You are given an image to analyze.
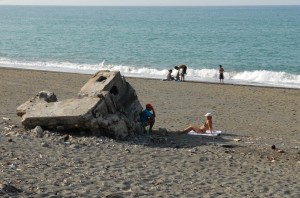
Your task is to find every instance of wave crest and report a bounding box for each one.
[0,58,299,88]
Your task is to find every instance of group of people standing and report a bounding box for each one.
[165,64,188,82]
[165,64,225,84]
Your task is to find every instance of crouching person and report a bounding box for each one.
[139,104,155,133]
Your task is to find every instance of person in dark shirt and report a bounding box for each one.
[219,65,224,84]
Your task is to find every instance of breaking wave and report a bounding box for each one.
[0,58,299,89]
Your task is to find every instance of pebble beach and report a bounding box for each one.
[0,68,299,197]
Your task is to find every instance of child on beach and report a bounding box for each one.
[173,66,180,81]
[163,69,175,81]
[174,65,187,81]
[139,104,156,133]
[181,113,213,133]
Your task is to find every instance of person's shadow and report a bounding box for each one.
[124,129,239,149]
[56,128,241,149]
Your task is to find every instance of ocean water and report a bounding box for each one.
[0,5,300,88]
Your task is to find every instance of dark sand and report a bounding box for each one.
[0,68,299,197]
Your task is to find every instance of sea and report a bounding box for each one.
[1,5,300,88]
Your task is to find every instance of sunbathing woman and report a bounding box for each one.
[181,113,213,133]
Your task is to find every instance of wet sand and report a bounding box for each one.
[0,67,299,197]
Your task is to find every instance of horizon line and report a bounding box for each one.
[1,4,300,7]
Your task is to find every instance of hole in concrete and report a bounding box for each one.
[97,76,107,82]
[110,86,118,95]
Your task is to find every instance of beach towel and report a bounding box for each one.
[187,130,222,136]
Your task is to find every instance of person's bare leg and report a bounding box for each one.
[182,126,193,132]
[149,123,154,132]
[149,118,155,133]
[182,125,203,133]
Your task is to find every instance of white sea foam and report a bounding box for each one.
[0,58,299,89]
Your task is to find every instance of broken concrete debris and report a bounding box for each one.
[17,70,144,139]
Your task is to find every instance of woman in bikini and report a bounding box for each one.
[181,113,213,134]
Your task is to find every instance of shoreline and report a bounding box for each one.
[1,67,299,197]
[1,66,299,90]
[133,76,300,90]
